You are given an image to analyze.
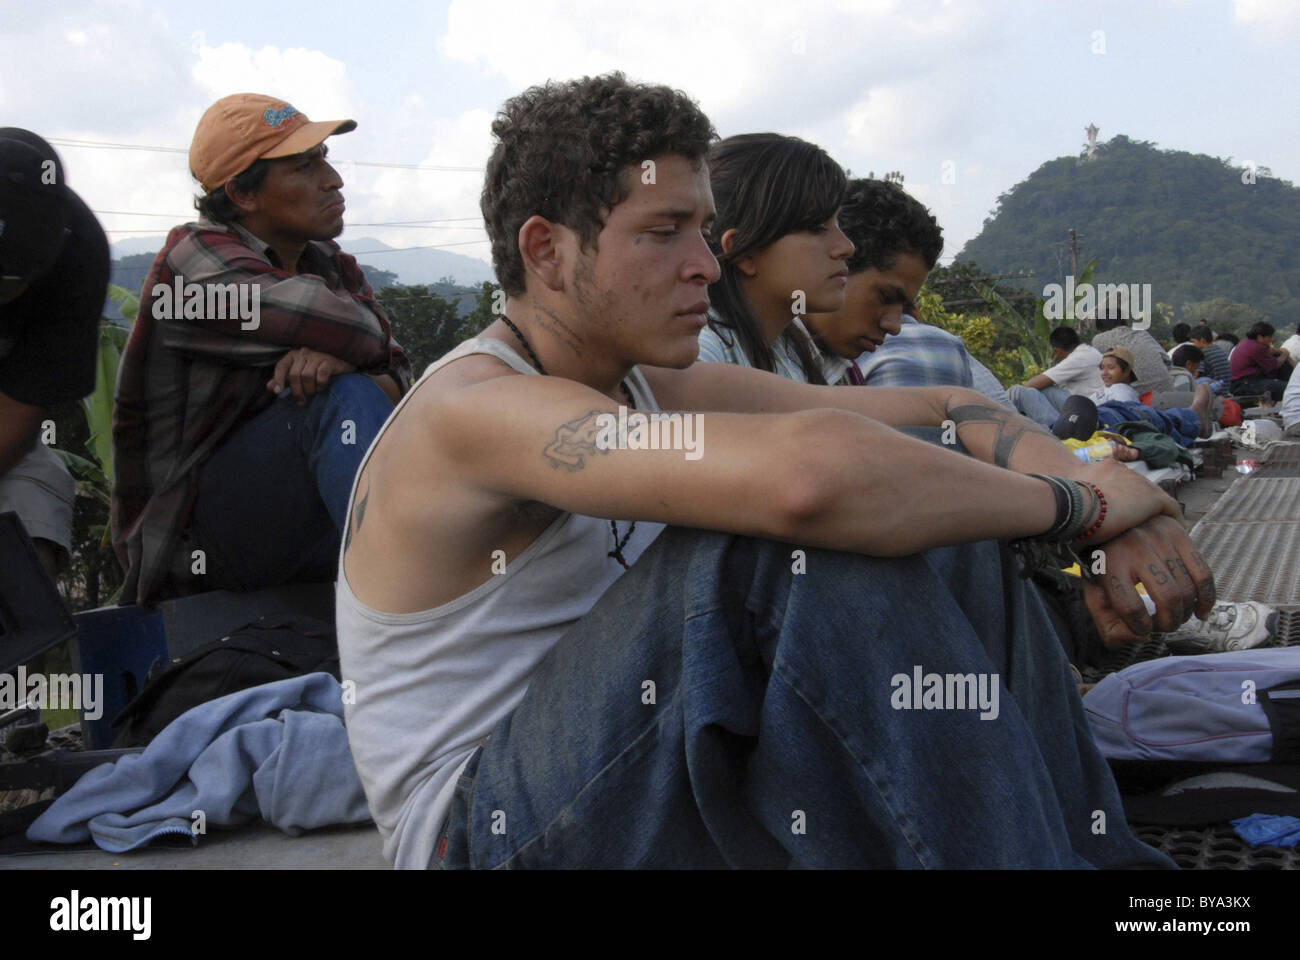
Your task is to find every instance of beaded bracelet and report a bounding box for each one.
[1074,481,1108,542]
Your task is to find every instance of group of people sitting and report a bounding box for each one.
[3,76,1255,869]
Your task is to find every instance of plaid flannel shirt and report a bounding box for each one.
[110,218,410,606]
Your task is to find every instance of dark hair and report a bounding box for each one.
[1219,332,1240,346]
[837,178,942,274]
[480,73,715,297]
[194,158,272,224]
[1095,314,1125,333]
[705,133,847,384]
[1171,322,1191,342]
[1190,324,1214,342]
[1049,326,1080,350]
[1247,321,1275,339]
[1171,344,1204,368]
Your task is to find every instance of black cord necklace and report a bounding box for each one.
[499,315,637,570]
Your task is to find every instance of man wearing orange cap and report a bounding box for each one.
[111,94,410,606]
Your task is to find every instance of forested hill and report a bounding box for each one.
[957,135,1299,325]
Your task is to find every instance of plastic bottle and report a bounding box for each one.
[1074,439,1116,463]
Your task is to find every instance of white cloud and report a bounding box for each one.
[1233,0,1300,31]
[189,41,361,120]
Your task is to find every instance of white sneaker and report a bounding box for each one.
[1163,601,1278,654]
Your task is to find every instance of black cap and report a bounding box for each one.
[1052,394,1099,442]
[0,129,71,283]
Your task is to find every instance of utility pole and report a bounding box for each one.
[1068,228,1088,336]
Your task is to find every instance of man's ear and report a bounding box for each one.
[224,178,259,216]
[517,215,570,292]
[720,228,758,278]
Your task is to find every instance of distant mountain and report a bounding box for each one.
[957,135,1300,324]
[338,237,495,287]
[109,234,496,288]
[109,235,172,258]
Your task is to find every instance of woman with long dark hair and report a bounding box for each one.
[697,133,853,384]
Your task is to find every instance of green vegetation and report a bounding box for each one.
[959,135,1299,335]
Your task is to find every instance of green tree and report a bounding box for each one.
[958,135,1300,327]
[1179,298,1264,340]
[378,284,474,375]
[461,281,503,341]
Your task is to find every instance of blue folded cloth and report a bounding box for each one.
[28,672,371,852]
[1231,813,1300,848]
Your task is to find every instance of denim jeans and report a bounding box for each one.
[1096,400,1200,446]
[1008,384,1071,428]
[190,373,392,591]
[437,527,1173,869]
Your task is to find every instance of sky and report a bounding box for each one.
[2,0,1296,272]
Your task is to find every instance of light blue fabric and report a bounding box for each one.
[1083,648,1300,763]
[1008,383,1071,428]
[27,672,370,852]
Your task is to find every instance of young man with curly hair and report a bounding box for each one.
[336,73,1212,870]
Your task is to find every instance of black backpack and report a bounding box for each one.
[109,614,340,748]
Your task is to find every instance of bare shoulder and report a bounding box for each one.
[342,351,552,613]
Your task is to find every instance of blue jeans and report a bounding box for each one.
[1009,384,1071,428]
[1096,401,1200,446]
[190,374,392,591]
[437,528,1173,868]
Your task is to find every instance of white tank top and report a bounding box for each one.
[335,337,666,869]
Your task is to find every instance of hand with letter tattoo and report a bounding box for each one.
[1065,459,1215,646]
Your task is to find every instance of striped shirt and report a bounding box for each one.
[856,316,975,390]
[1198,343,1231,383]
[110,218,411,605]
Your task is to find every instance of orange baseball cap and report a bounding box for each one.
[189,93,356,193]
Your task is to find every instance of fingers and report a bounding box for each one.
[1083,579,1142,649]
[268,351,295,395]
[1084,516,1217,644]
[1086,539,1155,642]
[268,349,354,403]
[1119,516,1213,632]
[1156,515,1217,620]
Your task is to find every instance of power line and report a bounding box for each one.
[93,211,483,229]
[47,137,482,172]
[101,229,489,252]
[348,240,490,254]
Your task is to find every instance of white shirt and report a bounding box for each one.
[1042,344,1104,396]
[336,337,666,868]
[1282,333,1300,363]
[1283,365,1300,432]
[1091,381,1141,405]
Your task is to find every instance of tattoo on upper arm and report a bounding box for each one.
[544,411,610,471]
[945,402,1053,469]
[345,483,370,552]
